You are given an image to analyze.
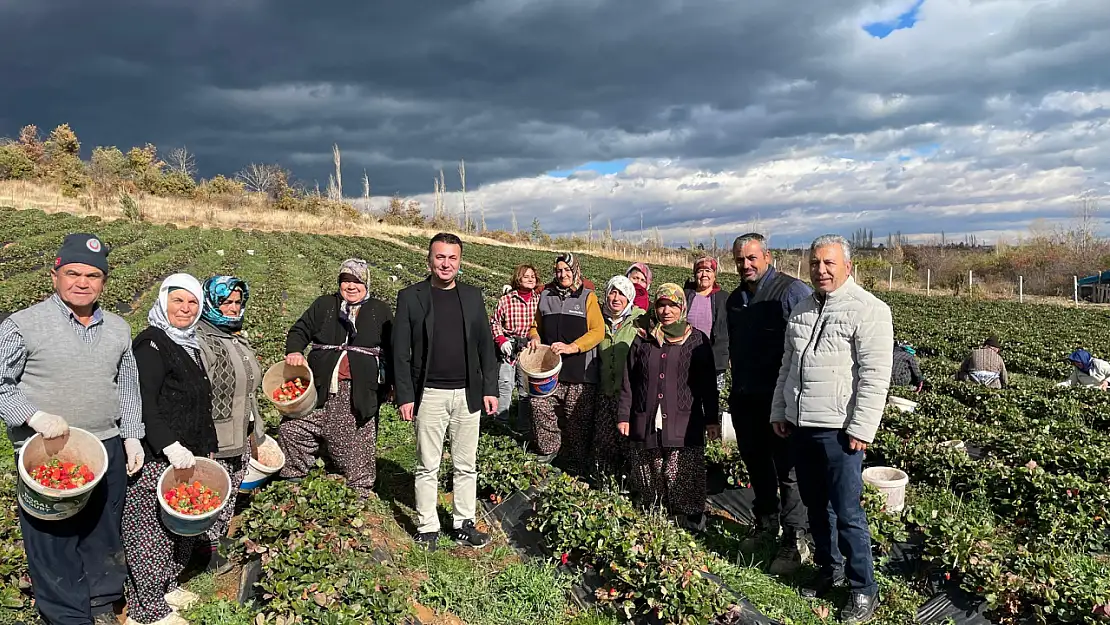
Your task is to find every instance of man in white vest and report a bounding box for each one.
[0,233,145,625]
[771,234,893,624]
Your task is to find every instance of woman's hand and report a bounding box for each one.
[706,424,720,440]
[1100,379,1109,391]
[528,336,541,351]
[551,342,580,356]
[285,352,307,367]
[617,422,630,437]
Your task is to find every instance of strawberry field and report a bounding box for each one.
[0,206,1108,624]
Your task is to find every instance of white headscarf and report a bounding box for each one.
[604,275,636,320]
[147,273,205,351]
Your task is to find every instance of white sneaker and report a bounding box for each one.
[125,612,190,625]
[164,587,200,610]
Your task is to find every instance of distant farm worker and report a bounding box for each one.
[626,263,653,311]
[489,264,541,429]
[890,341,924,391]
[1062,349,1110,389]
[725,232,812,575]
[771,235,892,623]
[683,256,730,393]
[0,233,144,625]
[280,259,393,497]
[527,252,605,471]
[618,284,719,531]
[956,336,1008,389]
[194,276,267,572]
[125,273,216,625]
[593,275,646,478]
[394,234,498,551]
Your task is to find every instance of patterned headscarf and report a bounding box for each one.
[148,273,205,351]
[338,258,370,286]
[694,256,719,274]
[649,283,692,346]
[201,276,249,333]
[338,258,372,338]
[603,275,636,319]
[626,263,653,287]
[553,252,582,298]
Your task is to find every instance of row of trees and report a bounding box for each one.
[0,124,358,220]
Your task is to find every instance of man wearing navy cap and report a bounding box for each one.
[0,233,145,624]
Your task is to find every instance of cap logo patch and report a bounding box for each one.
[54,257,61,267]
[86,238,102,253]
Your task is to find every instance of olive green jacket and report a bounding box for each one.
[599,308,647,397]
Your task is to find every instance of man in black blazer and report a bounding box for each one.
[393,232,498,551]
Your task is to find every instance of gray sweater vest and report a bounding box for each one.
[8,299,131,444]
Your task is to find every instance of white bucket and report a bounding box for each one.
[518,345,563,398]
[16,428,109,521]
[157,457,232,537]
[262,362,317,419]
[862,466,909,513]
[887,396,918,413]
[240,436,286,493]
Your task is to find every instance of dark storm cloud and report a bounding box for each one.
[2,0,1109,244]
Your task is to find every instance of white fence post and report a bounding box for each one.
[1075,275,1079,306]
[926,269,931,296]
[796,257,802,277]
[968,270,973,293]
[1019,276,1024,303]
[888,265,894,290]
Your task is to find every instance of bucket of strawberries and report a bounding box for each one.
[157,457,232,536]
[262,362,316,418]
[17,427,109,521]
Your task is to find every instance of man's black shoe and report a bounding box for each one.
[451,520,491,548]
[414,531,440,552]
[841,591,879,624]
[800,569,846,599]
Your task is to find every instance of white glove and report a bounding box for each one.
[28,411,69,439]
[163,442,196,470]
[124,438,145,475]
[500,341,514,358]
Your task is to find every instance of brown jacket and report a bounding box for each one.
[956,347,1008,389]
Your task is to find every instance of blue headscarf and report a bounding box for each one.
[1068,348,1094,374]
[201,276,250,333]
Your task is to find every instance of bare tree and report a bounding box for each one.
[458,160,468,233]
[1073,190,1101,252]
[511,207,518,234]
[326,144,343,201]
[165,147,196,177]
[587,204,593,246]
[362,170,370,202]
[479,198,487,233]
[236,163,285,194]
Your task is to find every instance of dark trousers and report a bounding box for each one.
[730,392,806,531]
[19,436,127,625]
[792,427,876,595]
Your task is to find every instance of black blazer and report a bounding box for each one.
[285,294,393,422]
[392,278,498,414]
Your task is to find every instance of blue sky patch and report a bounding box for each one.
[547,158,633,177]
[862,0,924,39]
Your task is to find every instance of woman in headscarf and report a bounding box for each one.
[123,273,217,625]
[618,284,719,532]
[279,259,393,497]
[593,275,646,478]
[526,252,604,472]
[194,276,267,572]
[489,264,540,429]
[1063,348,1110,389]
[683,256,730,393]
[626,262,653,312]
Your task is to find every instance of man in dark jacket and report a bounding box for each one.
[726,233,813,574]
[394,233,499,551]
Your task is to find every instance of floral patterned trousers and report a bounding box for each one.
[530,382,597,474]
[629,443,707,516]
[122,460,195,624]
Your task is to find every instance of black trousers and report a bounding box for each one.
[19,436,127,625]
[730,392,807,532]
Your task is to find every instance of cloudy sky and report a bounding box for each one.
[3,0,1109,246]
